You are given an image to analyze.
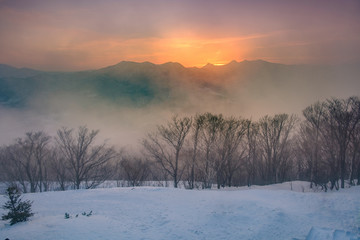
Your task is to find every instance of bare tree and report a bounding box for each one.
[350,121,360,185]
[0,145,28,192]
[143,115,192,188]
[258,114,298,184]
[299,102,326,188]
[244,120,259,187]
[1,132,51,193]
[325,97,360,188]
[198,113,224,188]
[31,132,51,192]
[49,147,70,191]
[56,126,117,189]
[188,114,206,189]
[297,97,360,190]
[216,117,247,188]
[120,156,151,187]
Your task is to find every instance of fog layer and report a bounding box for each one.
[0,60,359,146]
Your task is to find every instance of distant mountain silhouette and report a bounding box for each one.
[0,60,359,115]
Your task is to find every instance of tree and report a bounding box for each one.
[243,120,259,187]
[120,156,151,187]
[325,97,360,188]
[188,114,206,189]
[30,132,52,192]
[2,186,34,225]
[216,117,247,188]
[299,102,327,188]
[258,114,298,184]
[1,132,51,193]
[143,115,192,188]
[49,147,70,191]
[56,126,117,189]
[199,113,224,188]
[350,119,360,185]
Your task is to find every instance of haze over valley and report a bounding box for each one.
[0,59,359,147]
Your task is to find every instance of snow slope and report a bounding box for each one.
[0,183,359,240]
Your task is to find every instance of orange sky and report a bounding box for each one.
[0,0,359,71]
[67,35,261,68]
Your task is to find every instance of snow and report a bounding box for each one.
[306,227,359,240]
[0,182,359,240]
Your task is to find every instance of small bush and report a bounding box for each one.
[82,210,92,217]
[2,186,34,225]
[65,211,92,219]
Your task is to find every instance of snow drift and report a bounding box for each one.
[0,182,359,240]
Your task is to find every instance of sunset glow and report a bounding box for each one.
[152,36,251,67]
[0,0,359,71]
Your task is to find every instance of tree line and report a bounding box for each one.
[1,96,359,192]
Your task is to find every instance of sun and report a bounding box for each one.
[153,36,245,68]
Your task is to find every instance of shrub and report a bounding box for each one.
[1,186,34,225]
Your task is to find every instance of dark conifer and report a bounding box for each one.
[2,186,34,225]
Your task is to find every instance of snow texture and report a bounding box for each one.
[306,227,359,240]
[0,181,359,240]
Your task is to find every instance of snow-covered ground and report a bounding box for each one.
[0,182,359,240]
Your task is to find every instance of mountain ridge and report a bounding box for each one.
[0,59,295,73]
[0,59,359,147]
[0,60,359,116]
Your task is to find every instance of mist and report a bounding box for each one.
[0,60,359,148]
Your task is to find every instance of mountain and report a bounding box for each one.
[1,59,359,111]
[0,59,359,146]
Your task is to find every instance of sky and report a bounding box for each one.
[0,0,359,71]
